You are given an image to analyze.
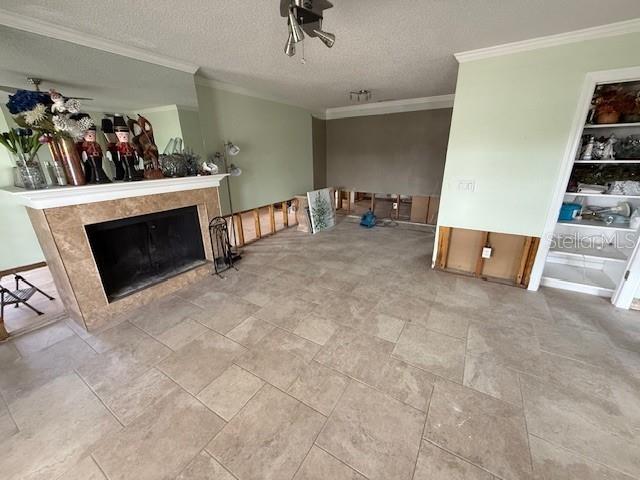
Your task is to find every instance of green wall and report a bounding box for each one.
[439,32,640,237]
[196,83,313,215]
[0,105,45,270]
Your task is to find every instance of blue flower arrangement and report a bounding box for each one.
[6,89,51,115]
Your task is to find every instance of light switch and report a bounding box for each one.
[482,247,492,259]
[458,180,476,192]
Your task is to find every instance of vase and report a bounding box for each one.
[48,137,86,186]
[11,152,47,190]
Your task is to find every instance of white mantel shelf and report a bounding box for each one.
[2,174,229,209]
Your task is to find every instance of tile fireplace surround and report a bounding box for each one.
[5,176,227,331]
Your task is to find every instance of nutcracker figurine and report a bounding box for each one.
[129,115,163,180]
[102,118,125,180]
[113,115,143,181]
[82,124,112,183]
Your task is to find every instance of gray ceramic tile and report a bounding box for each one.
[393,322,465,381]
[294,446,366,480]
[254,296,316,331]
[128,294,204,337]
[197,364,264,421]
[58,456,107,480]
[467,319,542,376]
[315,327,394,386]
[423,304,470,338]
[375,357,436,411]
[287,361,349,415]
[12,321,75,356]
[155,318,209,351]
[158,330,246,394]
[464,352,522,406]
[293,311,339,345]
[226,316,275,347]
[521,374,640,478]
[176,451,236,480]
[414,440,492,480]
[93,389,225,480]
[529,435,635,480]
[374,292,432,323]
[316,381,425,480]
[96,368,180,425]
[207,385,325,480]
[425,379,533,480]
[0,335,98,404]
[189,291,260,334]
[0,373,120,480]
[235,328,319,390]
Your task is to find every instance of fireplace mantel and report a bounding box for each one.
[2,174,228,209]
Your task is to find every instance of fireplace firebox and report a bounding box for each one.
[86,206,207,301]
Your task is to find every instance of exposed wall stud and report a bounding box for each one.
[253,209,261,239]
[436,226,452,269]
[269,205,276,234]
[282,201,289,227]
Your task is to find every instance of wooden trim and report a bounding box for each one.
[235,214,245,247]
[0,261,47,278]
[282,201,289,227]
[516,237,534,285]
[269,205,276,234]
[475,232,489,277]
[521,237,540,288]
[253,209,261,239]
[436,226,452,269]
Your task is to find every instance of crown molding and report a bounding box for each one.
[321,94,455,120]
[0,11,199,74]
[194,76,315,112]
[455,18,640,63]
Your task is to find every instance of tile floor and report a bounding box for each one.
[0,219,639,480]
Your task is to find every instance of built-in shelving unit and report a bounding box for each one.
[541,80,640,298]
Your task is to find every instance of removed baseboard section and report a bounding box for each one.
[320,94,455,120]
[455,18,640,63]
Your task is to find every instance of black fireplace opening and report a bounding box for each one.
[86,206,207,302]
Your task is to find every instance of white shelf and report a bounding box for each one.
[584,122,640,129]
[549,245,629,263]
[557,219,635,231]
[541,263,617,297]
[564,192,640,199]
[574,159,640,164]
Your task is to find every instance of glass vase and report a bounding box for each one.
[12,152,47,190]
[48,136,86,186]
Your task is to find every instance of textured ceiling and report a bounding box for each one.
[2,1,640,110]
[0,26,197,112]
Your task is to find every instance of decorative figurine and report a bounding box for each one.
[581,135,595,160]
[81,123,111,183]
[128,115,163,180]
[102,118,125,180]
[114,115,143,181]
[602,134,617,160]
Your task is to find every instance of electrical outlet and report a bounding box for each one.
[392,202,398,210]
[482,247,492,259]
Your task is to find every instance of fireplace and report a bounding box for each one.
[86,205,207,301]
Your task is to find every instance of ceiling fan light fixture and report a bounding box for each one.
[313,29,335,48]
[284,31,296,56]
[288,9,305,43]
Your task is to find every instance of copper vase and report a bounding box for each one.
[48,137,86,186]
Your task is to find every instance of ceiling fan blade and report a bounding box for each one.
[0,86,19,94]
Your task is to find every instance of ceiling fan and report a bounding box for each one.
[0,77,93,100]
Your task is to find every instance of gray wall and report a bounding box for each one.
[325,108,452,195]
[312,117,327,189]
